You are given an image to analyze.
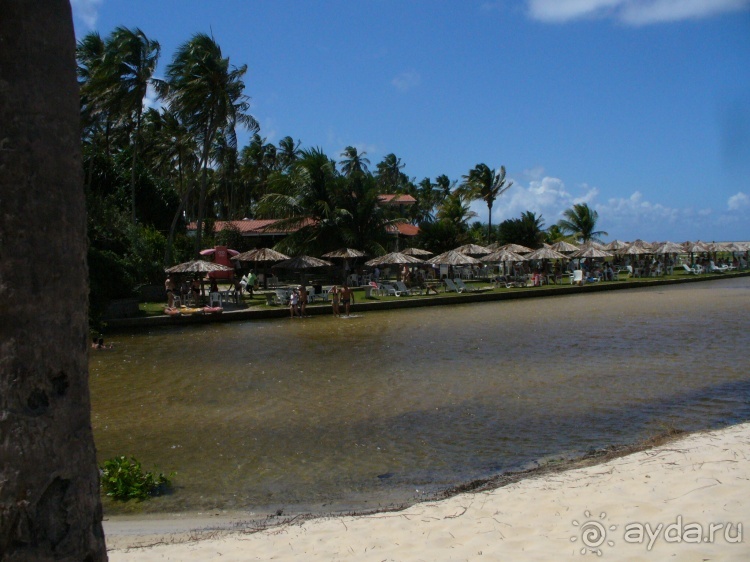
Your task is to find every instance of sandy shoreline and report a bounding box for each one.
[106,422,749,560]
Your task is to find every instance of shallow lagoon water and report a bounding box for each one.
[90,277,750,514]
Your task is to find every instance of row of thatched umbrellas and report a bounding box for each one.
[166,239,748,276]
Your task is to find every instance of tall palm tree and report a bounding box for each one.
[277,135,303,171]
[102,26,160,223]
[557,202,608,243]
[434,174,455,202]
[339,146,369,177]
[257,148,344,254]
[375,153,405,191]
[2,2,106,558]
[161,33,259,256]
[145,108,199,265]
[460,163,512,243]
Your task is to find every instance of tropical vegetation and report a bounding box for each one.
[77,26,606,325]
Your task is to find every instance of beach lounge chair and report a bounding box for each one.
[453,278,478,292]
[571,270,584,286]
[274,289,290,305]
[708,261,727,273]
[444,278,463,293]
[378,283,397,296]
[681,264,697,275]
[394,281,413,296]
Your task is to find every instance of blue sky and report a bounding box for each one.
[71,0,750,242]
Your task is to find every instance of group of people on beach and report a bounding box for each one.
[289,283,355,318]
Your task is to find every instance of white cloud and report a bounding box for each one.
[527,0,750,25]
[391,71,421,92]
[471,175,596,227]
[528,0,624,23]
[467,175,747,241]
[71,0,103,31]
[727,191,749,211]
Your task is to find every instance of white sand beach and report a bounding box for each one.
[106,422,750,561]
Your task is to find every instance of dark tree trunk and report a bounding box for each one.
[0,2,107,561]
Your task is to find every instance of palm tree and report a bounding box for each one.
[161,33,259,256]
[375,153,406,191]
[257,148,344,254]
[557,202,608,243]
[460,163,512,243]
[102,27,160,223]
[2,2,106,558]
[434,174,456,202]
[277,135,303,171]
[339,146,369,177]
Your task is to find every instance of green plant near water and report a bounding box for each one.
[100,456,174,501]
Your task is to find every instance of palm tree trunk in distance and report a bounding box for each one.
[0,2,107,560]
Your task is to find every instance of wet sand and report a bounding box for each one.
[105,421,750,560]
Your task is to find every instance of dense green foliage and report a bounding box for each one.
[78,26,605,326]
[100,456,173,501]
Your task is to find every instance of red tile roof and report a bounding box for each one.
[377,194,417,205]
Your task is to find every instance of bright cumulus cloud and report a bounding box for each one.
[727,191,749,211]
[469,180,747,241]
[470,175,598,228]
[527,0,750,25]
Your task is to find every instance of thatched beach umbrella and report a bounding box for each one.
[273,255,333,269]
[481,249,527,276]
[365,252,425,281]
[232,247,290,263]
[453,243,492,255]
[322,248,367,259]
[231,247,290,289]
[549,240,579,253]
[323,248,368,284]
[488,242,533,253]
[604,240,628,251]
[526,247,568,261]
[426,250,481,280]
[165,260,234,274]
[425,250,482,266]
[365,252,425,266]
[401,247,433,257]
[165,260,234,299]
[653,241,684,255]
[272,255,333,286]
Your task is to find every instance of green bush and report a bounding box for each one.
[100,456,173,501]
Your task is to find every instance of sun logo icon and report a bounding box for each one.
[571,511,617,556]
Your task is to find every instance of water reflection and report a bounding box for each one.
[90,277,750,514]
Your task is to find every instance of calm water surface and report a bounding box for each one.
[90,277,750,514]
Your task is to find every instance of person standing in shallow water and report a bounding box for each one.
[339,283,355,316]
[165,275,176,307]
[329,285,340,316]
[289,288,300,318]
[298,285,308,317]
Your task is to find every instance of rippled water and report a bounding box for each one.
[90,277,750,514]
